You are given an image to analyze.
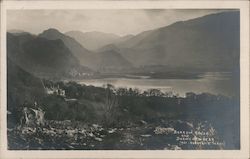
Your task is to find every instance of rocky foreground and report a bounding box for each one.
[8,119,224,150]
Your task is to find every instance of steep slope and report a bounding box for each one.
[7,29,30,36]
[95,50,133,72]
[7,32,91,78]
[109,11,240,72]
[65,31,120,51]
[39,29,95,68]
[7,58,46,113]
[116,30,154,49]
[97,44,121,53]
[40,29,133,72]
[117,34,134,43]
[97,34,134,52]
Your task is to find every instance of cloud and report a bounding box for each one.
[7,9,230,36]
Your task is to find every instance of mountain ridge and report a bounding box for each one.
[7,32,92,78]
[102,11,240,72]
[8,11,240,74]
[65,30,120,51]
[40,28,134,71]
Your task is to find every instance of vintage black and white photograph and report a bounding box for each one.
[3,6,244,151]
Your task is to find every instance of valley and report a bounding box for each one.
[6,10,240,150]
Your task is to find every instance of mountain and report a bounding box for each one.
[114,34,135,46]
[9,11,238,75]
[104,11,240,72]
[38,29,95,68]
[7,32,91,78]
[7,58,46,112]
[7,29,29,35]
[116,30,154,49]
[97,34,135,52]
[40,29,133,71]
[97,44,121,53]
[65,31,121,51]
[95,50,133,72]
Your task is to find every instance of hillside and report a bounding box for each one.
[39,29,95,68]
[40,29,133,71]
[95,50,133,72]
[104,11,240,72]
[7,32,91,78]
[7,58,46,115]
[65,31,121,51]
[8,11,240,75]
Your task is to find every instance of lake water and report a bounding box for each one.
[78,72,239,97]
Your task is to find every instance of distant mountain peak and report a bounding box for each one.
[8,29,27,34]
[40,28,65,38]
[7,30,33,36]
[104,11,240,71]
[66,30,120,37]
[65,30,122,51]
[42,28,61,33]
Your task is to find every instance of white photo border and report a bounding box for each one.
[0,1,249,159]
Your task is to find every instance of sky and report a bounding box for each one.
[7,9,229,36]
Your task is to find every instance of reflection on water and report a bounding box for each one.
[78,72,239,97]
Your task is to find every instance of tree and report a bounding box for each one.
[148,89,164,97]
[103,85,119,126]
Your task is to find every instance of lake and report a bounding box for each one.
[78,72,239,97]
